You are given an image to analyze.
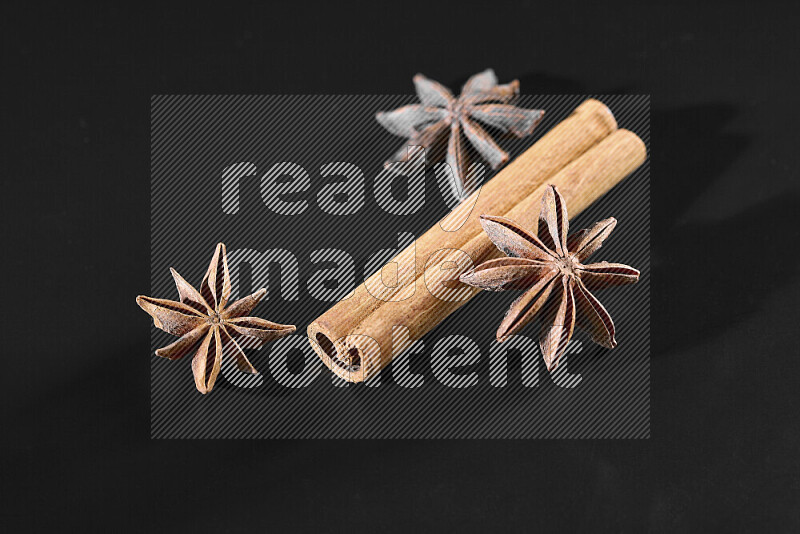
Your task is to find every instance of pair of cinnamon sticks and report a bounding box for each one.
[308,99,646,382]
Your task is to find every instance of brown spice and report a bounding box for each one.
[137,243,295,394]
[461,185,640,370]
[376,69,544,197]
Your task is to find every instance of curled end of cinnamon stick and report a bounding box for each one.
[308,322,371,382]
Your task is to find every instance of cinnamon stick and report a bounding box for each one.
[309,99,618,376]
[311,126,647,381]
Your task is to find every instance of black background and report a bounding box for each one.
[4,2,799,531]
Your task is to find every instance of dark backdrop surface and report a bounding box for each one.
[3,2,799,531]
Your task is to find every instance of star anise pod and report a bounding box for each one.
[137,243,295,394]
[376,69,544,197]
[460,185,640,371]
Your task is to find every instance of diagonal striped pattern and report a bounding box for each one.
[150,94,649,439]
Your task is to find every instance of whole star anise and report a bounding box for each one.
[460,185,640,371]
[137,243,295,394]
[376,69,544,197]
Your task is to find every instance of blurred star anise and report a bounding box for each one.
[460,185,640,370]
[137,243,295,394]
[376,69,544,197]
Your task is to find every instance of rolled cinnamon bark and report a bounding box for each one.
[309,99,624,380]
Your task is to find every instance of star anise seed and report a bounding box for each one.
[137,243,295,394]
[460,185,640,371]
[376,69,544,198]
